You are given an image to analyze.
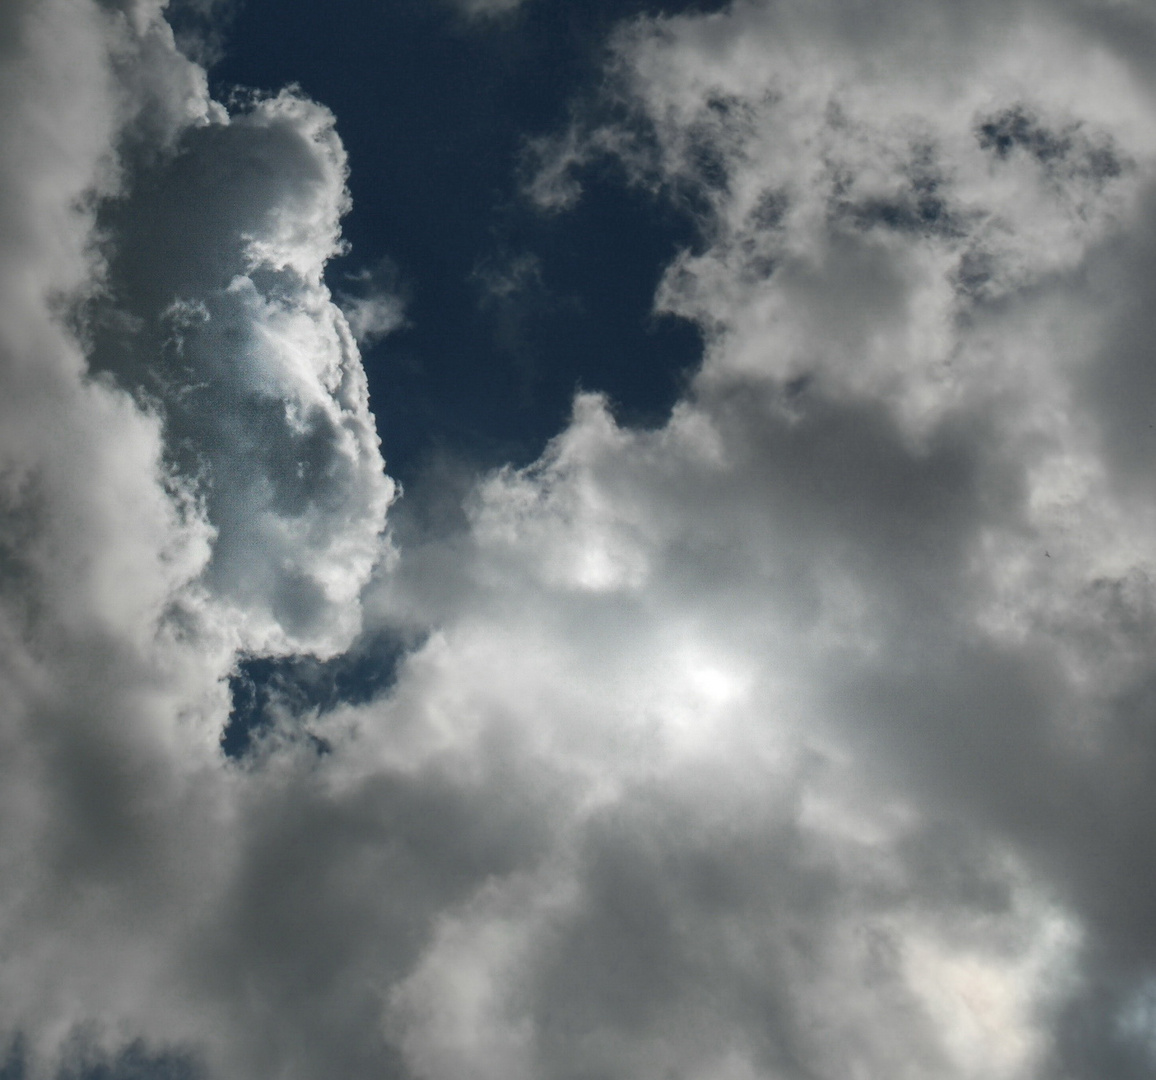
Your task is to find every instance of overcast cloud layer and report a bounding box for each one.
[6,1,1156,1078]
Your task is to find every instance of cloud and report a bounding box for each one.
[337,261,408,348]
[8,0,1156,1079]
[88,79,395,657]
[450,0,532,20]
[381,1,1156,1075]
[0,1,391,1075]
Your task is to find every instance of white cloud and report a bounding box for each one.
[7,0,1156,1079]
[338,261,408,347]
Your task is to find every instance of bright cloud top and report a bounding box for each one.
[4,1,1156,1079]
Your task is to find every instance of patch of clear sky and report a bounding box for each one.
[209,0,729,483]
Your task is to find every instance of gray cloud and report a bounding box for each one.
[88,84,395,656]
[7,0,1156,1079]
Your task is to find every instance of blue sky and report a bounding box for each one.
[210,0,714,477]
[7,1,1156,1078]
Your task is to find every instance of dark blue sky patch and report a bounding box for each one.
[0,1039,203,1080]
[165,0,238,67]
[62,1044,203,1080]
[0,1038,22,1080]
[208,0,723,482]
[222,632,413,759]
[976,104,1125,182]
[977,105,1073,163]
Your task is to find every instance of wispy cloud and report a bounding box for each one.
[451,0,533,20]
[337,260,408,348]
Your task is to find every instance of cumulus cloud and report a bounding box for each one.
[89,80,394,657]
[0,0,391,1075]
[438,2,1156,1075]
[9,0,1156,1079]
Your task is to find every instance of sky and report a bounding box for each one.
[6,0,1156,1078]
